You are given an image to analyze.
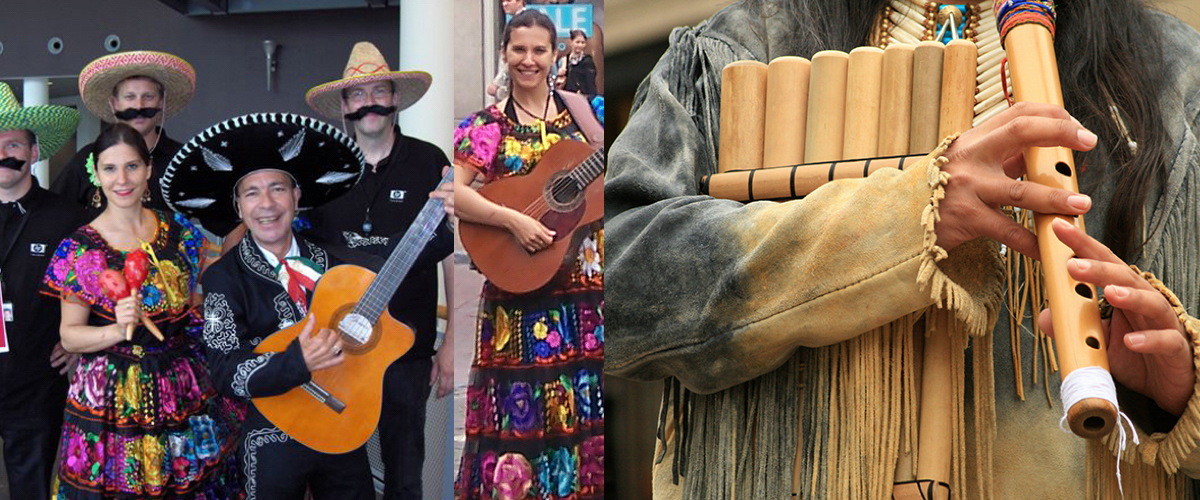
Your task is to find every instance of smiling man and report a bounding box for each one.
[162,112,374,498]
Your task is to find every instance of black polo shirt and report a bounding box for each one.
[301,127,453,361]
[50,127,187,225]
[0,185,82,416]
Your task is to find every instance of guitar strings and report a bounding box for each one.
[517,153,605,218]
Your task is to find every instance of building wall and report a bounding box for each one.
[2,0,399,142]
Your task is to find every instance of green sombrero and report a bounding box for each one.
[0,82,80,157]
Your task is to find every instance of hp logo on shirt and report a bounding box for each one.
[389,190,406,202]
[30,243,46,256]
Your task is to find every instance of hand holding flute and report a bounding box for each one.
[1038,219,1194,417]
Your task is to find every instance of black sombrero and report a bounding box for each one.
[161,112,365,230]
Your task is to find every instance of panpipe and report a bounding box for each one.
[710,37,980,499]
[703,38,977,201]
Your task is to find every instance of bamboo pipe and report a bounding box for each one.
[763,56,811,169]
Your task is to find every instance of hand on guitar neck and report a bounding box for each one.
[297,315,345,372]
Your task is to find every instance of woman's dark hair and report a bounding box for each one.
[503,8,557,49]
[750,0,1168,261]
[570,29,587,41]
[94,122,151,166]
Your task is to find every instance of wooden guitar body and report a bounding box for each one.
[253,263,414,454]
[460,139,603,293]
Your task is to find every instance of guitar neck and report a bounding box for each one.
[567,148,606,187]
[355,170,452,322]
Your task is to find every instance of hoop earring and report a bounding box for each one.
[91,189,103,208]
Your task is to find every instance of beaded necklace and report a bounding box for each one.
[873,1,1010,127]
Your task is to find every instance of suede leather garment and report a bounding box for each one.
[605,1,1200,498]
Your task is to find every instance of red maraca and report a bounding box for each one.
[121,250,164,341]
[99,269,129,302]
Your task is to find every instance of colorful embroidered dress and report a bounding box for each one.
[453,94,605,500]
[41,210,241,499]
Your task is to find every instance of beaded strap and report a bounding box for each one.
[994,0,1056,44]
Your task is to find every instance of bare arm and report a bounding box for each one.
[430,255,454,398]
[453,162,554,253]
[59,296,131,354]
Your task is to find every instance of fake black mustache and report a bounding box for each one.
[113,107,163,121]
[0,158,25,171]
[344,105,396,121]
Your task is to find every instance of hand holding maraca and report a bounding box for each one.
[97,251,164,341]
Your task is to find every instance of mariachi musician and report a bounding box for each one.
[605,0,1200,498]
[162,113,374,498]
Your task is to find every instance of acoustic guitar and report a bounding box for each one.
[459,139,604,293]
[251,169,451,454]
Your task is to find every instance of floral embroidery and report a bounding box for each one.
[73,249,107,298]
[503,381,537,434]
[578,233,601,278]
[549,447,576,497]
[46,212,237,500]
[580,435,604,488]
[493,453,533,500]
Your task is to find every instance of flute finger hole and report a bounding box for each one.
[1075,283,1094,299]
[1086,336,1101,350]
[1055,161,1072,177]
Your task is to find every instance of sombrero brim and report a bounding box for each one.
[305,71,432,121]
[79,51,196,122]
[0,106,81,158]
[162,113,365,232]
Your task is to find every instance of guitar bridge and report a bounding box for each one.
[301,381,346,413]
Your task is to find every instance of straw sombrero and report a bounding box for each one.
[162,113,365,231]
[305,42,431,120]
[78,51,196,122]
[0,83,80,158]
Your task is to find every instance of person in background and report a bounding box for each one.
[51,51,195,224]
[304,41,455,500]
[0,82,82,500]
[563,29,596,95]
[487,0,529,102]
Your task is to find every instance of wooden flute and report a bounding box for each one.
[998,1,1116,439]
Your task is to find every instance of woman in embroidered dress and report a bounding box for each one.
[42,123,241,499]
[453,9,605,500]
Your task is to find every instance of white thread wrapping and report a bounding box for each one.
[1058,366,1139,499]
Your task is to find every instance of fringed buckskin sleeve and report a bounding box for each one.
[605,12,1003,395]
[1113,270,1200,478]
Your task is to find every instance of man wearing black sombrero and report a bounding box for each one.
[304,41,454,500]
[51,51,198,223]
[0,82,84,500]
[163,113,375,498]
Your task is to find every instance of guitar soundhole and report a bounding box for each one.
[551,177,582,204]
[331,304,381,355]
[544,171,585,212]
